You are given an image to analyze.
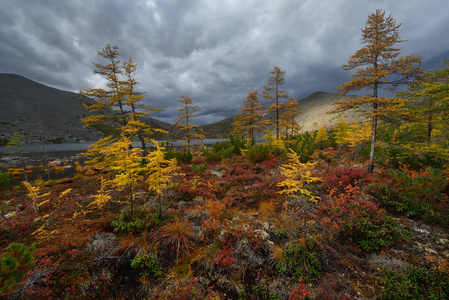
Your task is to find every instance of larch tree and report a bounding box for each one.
[231,91,268,143]
[81,44,165,156]
[279,97,302,139]
[173,95,205,152]
[398,59,449,145]
[315,126,329,149]
[263,66,292,138]
[334,9,422,172]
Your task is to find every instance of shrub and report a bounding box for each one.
[381,266,449,299]
[320,167,372,192]
[164,148,193,163]
[323,185,410,252]
[192,162,208,174]
[202,146,234,162]
[131,253,162,279]
[246,144,270,163]
[368,168,449,225]
[0,243,35,293]
[275,242,321,282]
[289,132,316,163]
[111,207,163,234]
[0,171,9,188]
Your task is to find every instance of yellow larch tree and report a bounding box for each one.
[277,150,321,204]
[173,95,205,152]
[231,91,268,143]
[315,126,328,149]
[333,9,422,172]
[81,45,166,158]
[280,97,302,139]
[398,59,449,147]
[146,142,180,217]
[262,66,293,138]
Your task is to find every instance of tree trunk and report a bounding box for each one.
[368,105,378,173]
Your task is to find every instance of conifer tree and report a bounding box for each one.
[315,126,328,149]
[263,66,292,138]
[333,9,422,172]
[146,142,180,217]
[398,59,449,144]
[81,44,165,154]
[231,91,268,143]
[173,95,205,152]
[280,97,302,139]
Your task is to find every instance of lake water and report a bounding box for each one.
[0,139,230,184]
[0,139,230,154]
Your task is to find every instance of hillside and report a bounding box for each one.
[0,74,173,144]
[0,73,105,143]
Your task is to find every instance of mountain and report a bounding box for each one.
[201,92,370,138]
[0,74,172,144]
[0,74,368,144]
[293,91,369,132]
[0,73,104,143]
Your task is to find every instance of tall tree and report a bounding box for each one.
[173,95,205,152]
[231,91,268,143]
[279,97,302,139]
[334,9,422,172]
[81,45,165,154]
[263,66,292,138]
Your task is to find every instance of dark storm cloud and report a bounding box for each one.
[1,0,448,125]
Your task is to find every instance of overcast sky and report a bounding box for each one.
[1,0,448,125]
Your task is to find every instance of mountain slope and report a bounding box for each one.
[0,74,173,143]
[294,91,370,132]
[0,73,104,143]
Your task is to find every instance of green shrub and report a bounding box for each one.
[0,171,9,188]
[202,146,234,162]
[276,242,321,281]
[369,168,448,225]
[111,207,163,234]
[252,285,281,299]
[347,215,409,252]
[290,132,316,163]
[0,243,35,293]
[131,253,162,279]
[381,266,449,299]
[246,144,270,163]
[164,148,193,163]
[192,162,208,174]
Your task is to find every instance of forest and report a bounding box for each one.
[1,9,448,299]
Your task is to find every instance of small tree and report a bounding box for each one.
[146,142,180,217]
[173,95,205,152]
[278,150,321,242]
[0,243,35,294]
[231,91,268,143]
[315,126,329,149]
[334,9,422,172]
[263,66,293,138]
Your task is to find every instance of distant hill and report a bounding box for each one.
[201,92,370,138]
[0,74,172,144]
[0,74,369,144]
[0,73,105,143]
[294,91,370,132]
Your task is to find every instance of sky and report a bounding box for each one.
[1,0,449,125]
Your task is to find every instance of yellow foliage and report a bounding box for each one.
[277,150,321,203]
[146,141,180,196]
[315,126,328,146]
[89,177,111,210]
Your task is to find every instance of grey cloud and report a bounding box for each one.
[1,0,448,125]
